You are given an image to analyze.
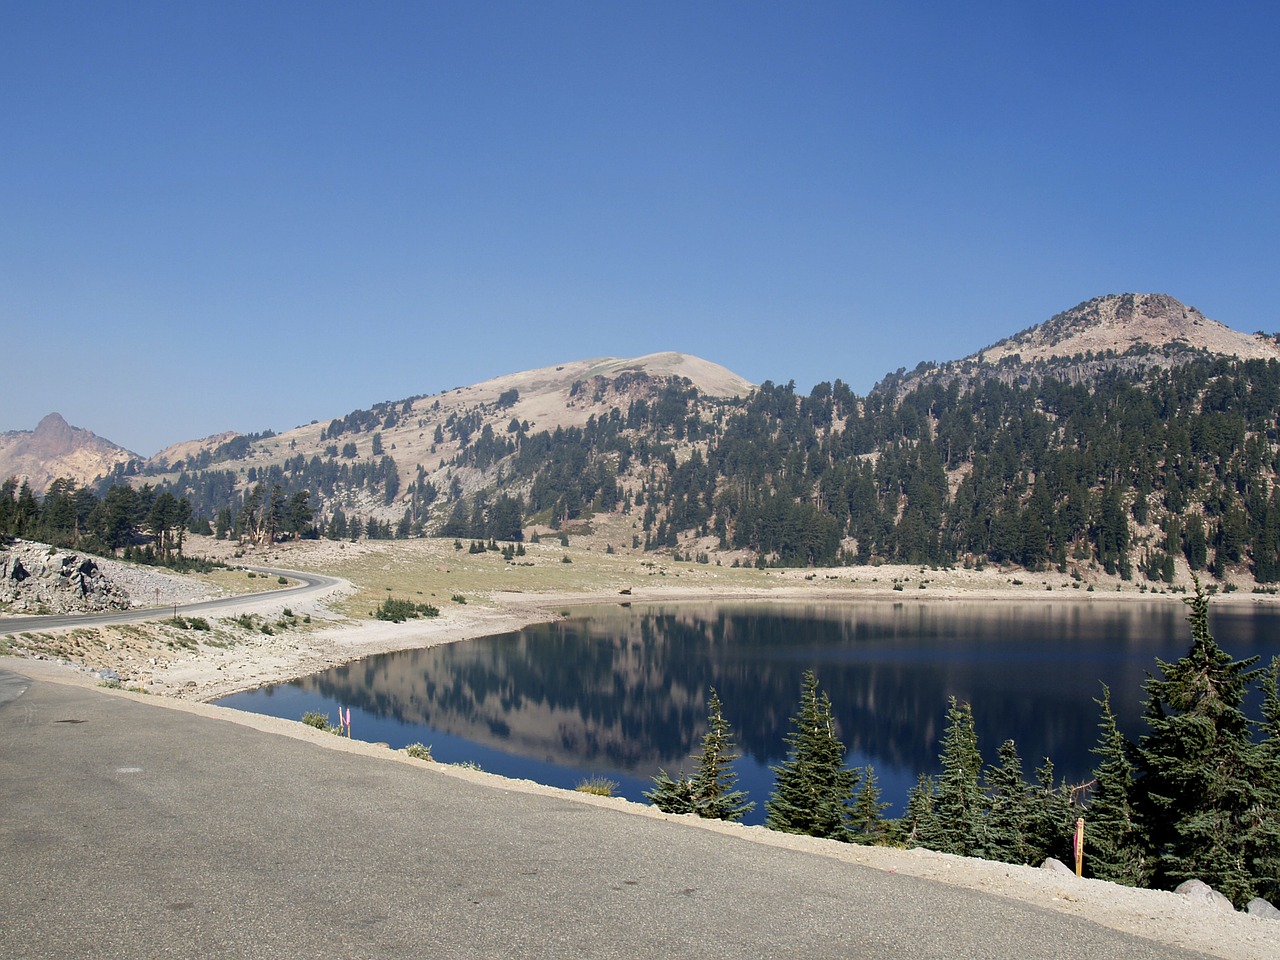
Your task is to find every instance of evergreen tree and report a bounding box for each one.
[933,697,984,857]
[848,764,891,845]
[1248,657,1280,904]
[1085,685,1148,886]
[765,670,856,840]
[1025,757,1075,866]
[899,773,941,848]
[688,688,754,821]
[644,688,753,821]
[982,738,1034,865]
[644,769,696,815]
[1135,578,1264,906]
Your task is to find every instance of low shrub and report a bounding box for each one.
[375,598,441,622]
[574,776,618,797]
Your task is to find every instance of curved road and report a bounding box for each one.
[0,566,344,635]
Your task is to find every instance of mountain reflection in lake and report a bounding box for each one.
[217,600,1280,823]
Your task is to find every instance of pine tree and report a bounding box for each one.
[848,764,890,845]
[1026,757,1075,866]
[900,773,941,848]
[982,739,1034,865]
[644,769,696,815]
[1085,684,1148,886]
[765,670,856,840]
[1135,578,1264,906]
[933,697,984,857]
[689,688,754,822]
[1248,657,1280,904]
[644,688,753,821]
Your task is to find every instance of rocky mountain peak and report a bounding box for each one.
[0,414,138,495]
[976,293,1279,366]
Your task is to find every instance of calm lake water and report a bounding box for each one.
[217,599,1280,822]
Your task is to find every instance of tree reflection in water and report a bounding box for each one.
[219,600,1280,822]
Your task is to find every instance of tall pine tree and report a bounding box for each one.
[1135,578,1264,906]
[1248,657,1280,904]
[1085,684,1148,886]
[690,688,754,821]
[765,670,856,840]
[982,739,1034,865]
[848,765,891,845]
[933,697,984,857]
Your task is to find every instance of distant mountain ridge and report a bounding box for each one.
[0,413,137,495]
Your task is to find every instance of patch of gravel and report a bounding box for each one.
[81,554,223,609]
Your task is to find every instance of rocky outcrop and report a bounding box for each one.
[0,541,131,613]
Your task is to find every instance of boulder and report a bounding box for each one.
[1040,857,1075,877]
[1247,897,1280,920]
[1174,879,1236,913]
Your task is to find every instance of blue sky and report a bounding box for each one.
[4,2,1278,455]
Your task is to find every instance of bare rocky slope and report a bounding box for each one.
[0,413,137,495]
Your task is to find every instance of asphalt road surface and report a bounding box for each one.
[0,566,341,636]
[0,669,1213,960]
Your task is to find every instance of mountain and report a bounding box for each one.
[124,351,754,540]
[0,413,139,495]
[884,293,1280,397]
[983,293,1280,365]
[11,297,1280,585]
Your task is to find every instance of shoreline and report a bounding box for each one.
[4,533,1278,703]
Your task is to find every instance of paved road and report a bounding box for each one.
[0,669,1212,960]
[0,566,342,636]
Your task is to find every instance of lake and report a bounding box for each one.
[217,598,1280,822]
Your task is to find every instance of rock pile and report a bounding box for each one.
[0,541,131,613]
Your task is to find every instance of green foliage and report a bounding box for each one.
[645,688,753,822]
[1086,685,1148,886]
[765,671,856,840]
[1135,577,1266,906]
[933,697,984,856]
[301,711,335,733]
[404,743,433,761]
[899,773,941,848]
[167,615,211,631]
[374,598,440,622]
[643,769,696,814]
[1253,657,1280,903]
[848,764,891,845]
[1024,757,1076,866]
[981,739,1035,865]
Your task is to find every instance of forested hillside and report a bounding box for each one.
[6,297,1280,585]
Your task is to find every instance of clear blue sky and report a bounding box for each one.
[4,2,1278,455]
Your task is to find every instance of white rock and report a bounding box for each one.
[1246,897,1280,920]
[1174,879,1236,913]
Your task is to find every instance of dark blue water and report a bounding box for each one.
[217,599,1280,822]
